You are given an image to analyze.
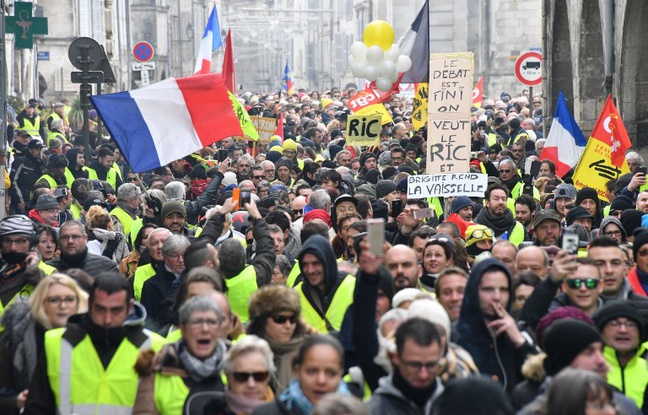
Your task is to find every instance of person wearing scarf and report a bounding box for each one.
[474,184,520,239]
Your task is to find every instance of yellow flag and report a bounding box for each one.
[572,139,629,202]
[411,83,428,130]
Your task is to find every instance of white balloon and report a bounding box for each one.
[348,55,356,66]
[350,41,368,61]
[388,69,400,83]
[364,65,380,82]
[396,55,412,73]
[384,44,400,62]
[379,60,397,78]
[376,77,394,92]
[351,62,366,78]
[366,46,384,65]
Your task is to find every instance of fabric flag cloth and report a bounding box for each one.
[90,74,258,173]
[541,91,587,178]
[397,0,429,83]
[411,83,428,131]
[274,112,284,141]
[194,6,223,74]
[572,94,631,202]
[222,29,236,92]
[472,76,483,108]
[282,61,294,95]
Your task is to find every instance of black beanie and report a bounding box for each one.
[378,270,395,305]
[593,301,645,342]
[432,376,514,415]
[610,195,635,212]
[364,169,382,185]
[633,230,648,262]
[509,118,521,131]
[622,210,644,240]
[360,152,376,168]
[542,319,602,376]
[575,187,599,207]
[189,165,207,180]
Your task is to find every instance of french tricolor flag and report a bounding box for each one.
[194,6,223,75]
[90,74,258,172]
[542,91,587,177]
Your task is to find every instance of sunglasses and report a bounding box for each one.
[292,209,303,215]
[499,169,512,174]
[253,175,264,179]
[232,371,269,383]
[272,315,297,324]
[468,228,494,239]
[565,278,599,290]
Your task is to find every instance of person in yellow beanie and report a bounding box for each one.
[282,139,303,171]
[465,224,495,259]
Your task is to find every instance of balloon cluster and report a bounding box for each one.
[348,21,413,92]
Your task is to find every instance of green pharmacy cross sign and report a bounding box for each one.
[6,2,48,49]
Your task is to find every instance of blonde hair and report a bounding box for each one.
[30,273,88,329]
[86,205,112,230]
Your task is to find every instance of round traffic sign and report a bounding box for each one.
[133,41,154,63]
[514,51,542,86]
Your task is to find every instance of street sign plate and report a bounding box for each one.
[133,41,154,63]
[132,62,156,71]
[515,51,542,86]
[71,71,105,84]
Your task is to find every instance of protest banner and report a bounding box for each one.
[412,83,428,131]
[427,52,473,174]
[249,116,277,144]
[345,90,393,125]
[354,103,393,125]
[407,173,488,198]
[346,114,382,146]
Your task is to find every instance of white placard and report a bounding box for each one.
[407,173,488,198]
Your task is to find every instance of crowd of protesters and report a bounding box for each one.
[0,87,643,415]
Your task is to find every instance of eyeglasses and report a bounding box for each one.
[401,359,440,372]
[468,228,494,239]
[271,315,297,324]
[499,169,512,174]
[1,237,29,247]
[59,234,84,242]
[565,278,599,290]
[608,320,638,329]
[253,175,264,179]
[604,230,622,237]
[187,318,219,329]
[46,296,78,307]
[232,371,269,383]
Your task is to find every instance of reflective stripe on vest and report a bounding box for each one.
[133,263,156,302]
[225,265,258,323]
[45,328,162,415]
[296,275,355,334]
[37,174,57,189]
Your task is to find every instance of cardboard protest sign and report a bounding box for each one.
[249,116,277,144]
[346,114,382,146]
[427,52,473,174]
[407,173,488,198]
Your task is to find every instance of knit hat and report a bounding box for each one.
[330,129,344,141]
[609,195,635,212]
[282,139,298,152]
[266,150,282,163]
[396,177,408,193]
[375,180,397,199]
[355,183,377,202]
[378,151,391,166]
[431,376,514,415]
[275,157,293,171]
[535,307,596,348]
[161,200,187,218]
[392,288,425,308]
[222,172,238,187]
[359,152,376,168]
[47,154,69,169]
[465,224,493,248]
[35,194,59,211]
[575,187,599,207]
[451,196,473,214]
[633,230,648,260]
[329,144,343,160]
[407,299,451,337]
[542,319,602,376]
[303,209,332,227]
[593,301,645,342]
[622,210,644,240]
[248,284,301,321]
[0,215,35,237]
[565,206,594,226]
[554,183,577,200]
[364,169,382,185]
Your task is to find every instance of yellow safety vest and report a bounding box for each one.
[45,327,165,415]
[129,219,144,248]
[604,343,648,409]
[65,167,98,188]
[21,117,41,138]
[286,262,301,287]
[151,367,190,415]
[133,263,156,302]
[112,163,123,180]
[111,206,137,238]
[225,265,258,323]
[70,202,82,220]
[105,168,118,190]
[0,283,35,330]
[36,174,57,189]
[296,275,355,334]
[47,130,68,147]
[509,222,526,247]
[39,261,57,275]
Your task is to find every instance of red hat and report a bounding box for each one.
[303,209,332,227]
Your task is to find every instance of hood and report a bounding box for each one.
[124,301,147,327]
[598,215,626,242]
[65,148,80,169]
[298,235,339,296]
[459,258,514,320]
[92,227,119,241]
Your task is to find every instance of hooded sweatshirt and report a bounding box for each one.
[456,258,536,394]
[597,215,627,242]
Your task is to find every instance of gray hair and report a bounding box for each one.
[260,160,275,170]
[147,189,167,203]
[626,151,644,166]
[222,335,276,374]
[51,119,64,129]
[275,255,292,277]
[178,295,223,325]
[499,158,516,169]
[535,138,546,150]
[308,189,331,210]
[165,181,186,200]
[147,227,172,244]
[335,150,351,163]
[117,183,141,201]
[162,234,191,256]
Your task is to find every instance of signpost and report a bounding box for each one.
[515,51,542,100]
[132,42,155,86]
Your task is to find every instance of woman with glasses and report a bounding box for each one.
[134,295,228,415]
[0,273,88,412]
[252,335,351,415]
[247,285,316,394]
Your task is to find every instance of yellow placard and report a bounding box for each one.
[412,83,428,131]
[346,114,382,146]
[249,116,277,144]
[572,139,629,202]
[353,103,393,125]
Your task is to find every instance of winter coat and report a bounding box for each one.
[87,228,130,264]
[366,375,445,415]
[9,153,45,209]
[251,398,301,415]
[47,247,119,275]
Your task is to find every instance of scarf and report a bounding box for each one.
[269,337,304,392]
[28,209,58,227]
[60,247,88,268]
[474,207,516,237]
[392,366,437,410]
[225,387,272,414]
[191,179,209,197]
[501,175,521,194]
[279,378,350,415]
[178,339,226,382]
[0,260,26,286]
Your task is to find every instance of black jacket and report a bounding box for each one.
[141,264,178,325]
[10,153,45,209]
[184,171,223,225]
[47,248,119,275]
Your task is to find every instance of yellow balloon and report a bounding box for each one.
[363,20,394,51]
